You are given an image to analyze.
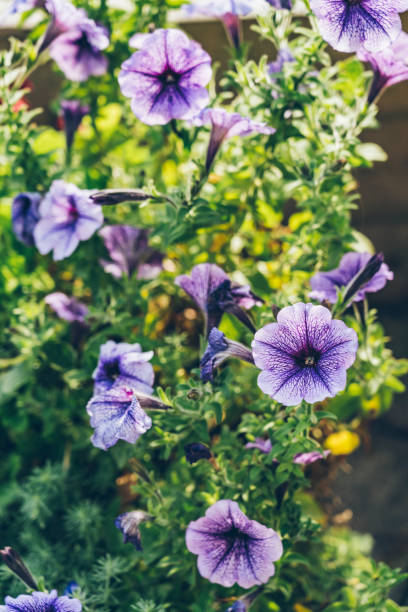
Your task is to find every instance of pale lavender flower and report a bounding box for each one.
[357,31,408,104]
[191,108,275,170]
[61,100,89,150]
[252,302,358,406]
[268,48,294,77]
[200,327,254,382]
[175,263,263,334]
[8,0,42,14]
[186,499,283,588]
[245,438,273,453]
[0,590,81,612]
[45,292,88,323]
[99,225,163,280]
[184,442,212,464]
[92,340,154,396]
[115,510,153,550]
[12,192,41,247]
[38,0,88,53]
[309,252,393,304]
[292,450,330,464]
[310,0,408,53]
[87,387,152,450]
[118,29,211,126]
[34,181,103,261]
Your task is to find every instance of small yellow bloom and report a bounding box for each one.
[325,431,360,455]
[294,604,313,612]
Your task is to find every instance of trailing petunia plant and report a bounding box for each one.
[1,0,408,610]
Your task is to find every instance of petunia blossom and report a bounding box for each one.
[357,31,408,104]
[266,0,292,9]
[11,192,41,247]
[245,438,330,464]
[309,252,393,304]
[245,437,273,454]
[33,180,103,261]
[184,442,212,464]
[115,510,153,550]
[0,590,81,612]
[191,108,275,171]
[45,292,88,323]
[92,340,154,396]
[7,0,42,14]
[186,499,283,588]
[99,225,163,280]
[200,327,254,382]
[60,100,89,150]
[252,302,358,406]
[310,0,408,53]
[118,29,212,125]
[87,387,152,450]
[175,263,263,335]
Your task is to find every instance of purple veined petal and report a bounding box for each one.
[34,219,79,260]
[45,292,89,323]
[175,263,228,312]
[49,29,108,82]
[293,449,330,464]
[11,192,41,247]
[1,589,82,612]
[129,32,152,49]
[245,438,273,453]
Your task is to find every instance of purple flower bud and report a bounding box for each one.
[115,510,153,550]
[90,189,152,206]
[252,303,358,406]
[0,547,37,590]
[0,590,81,611]
[63,582,79,597]
[11,192,41,247]
[45,292,88,323]
[118,29,211,125]
[186,500,283,588]
[200,327,254,382]
[61,100,89,150]
[184,442,212,464]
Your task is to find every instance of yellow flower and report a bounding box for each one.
[325,431,360,455]
[294,604,313,612]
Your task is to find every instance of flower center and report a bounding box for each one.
[104,359,120,380]
[295,349,320,368]
[347,0,361,5]
[161,70,180,86]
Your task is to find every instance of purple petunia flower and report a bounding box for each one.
[11,192,41,247]
[115,510,152,550]
[245,437,273,453]
[268,48,294,77]
[87,387,152,450]
[92,340,154,396]
[176,263,263,334]
[357,31,408,104]
[118,29,212,126]
[99,225,163,280]
[186,499,283,588]
[191,108,275,171]
[310,0,408,53]
[61,100,89,150]
[38,0,88,53]
[7,0,42,14]
[309,252,393,304]
[33,180,103,261]
[63,582,79,597]
[0,590,81,612]
[266,0,292,9]
[45,292,88,323]
[184,442,212,464]
[252,302,358,406]
[245,438,330,464]
[226,603,247,612]
[200,327,254,382]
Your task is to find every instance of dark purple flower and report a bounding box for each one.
[115,510,152,550]
[99,225,163,280]
[184,442,212,464]
[225,588,264,612]
[0,548,37,590]
[90,189,152,206]
[245,438,273,453]
[0,590,81,612]
[61,100,89,150]
[226,603,246,612]
[266,0,292,9]
[309,252,393,304]
[33,180,103,261]
[92,340,154,395]
[200,327,254,382]
[191,108,275,171]
[118,29,212,125]
[45,292,88,323]
[175,263,263,334]
[310,0,408,53]
[252,302,358,406]
[63,582,79,597]
[357,31,408,104]
[87,387,152,450]
[186,499,283,588]
[11,192,41,247]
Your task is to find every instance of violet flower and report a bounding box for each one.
[99,225,163,280]
[191,108,275,171]
[184,442,212,464]
[11,192,41,247]
[115,510,153,550]
[176,263,263,334]
[266,0,292,9]
[45,292,88,323]
[268,48,294,78]
[92,340,154,396]
[245,438,330,464]
[0,591,81,612]
[8,0,42,14]
[200,327,254,382]
[309,252,393,304]
[118,28,212,125]
[186,499,283,588]
[245,438,273,454]
[38,0,87,54]
[252,302,358,406]
[357,32,408,104]
[63,582,79,597]
[61,100,89,150]
[87,387,152,450]
[33,180,103,261]
[310,0,408,53]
